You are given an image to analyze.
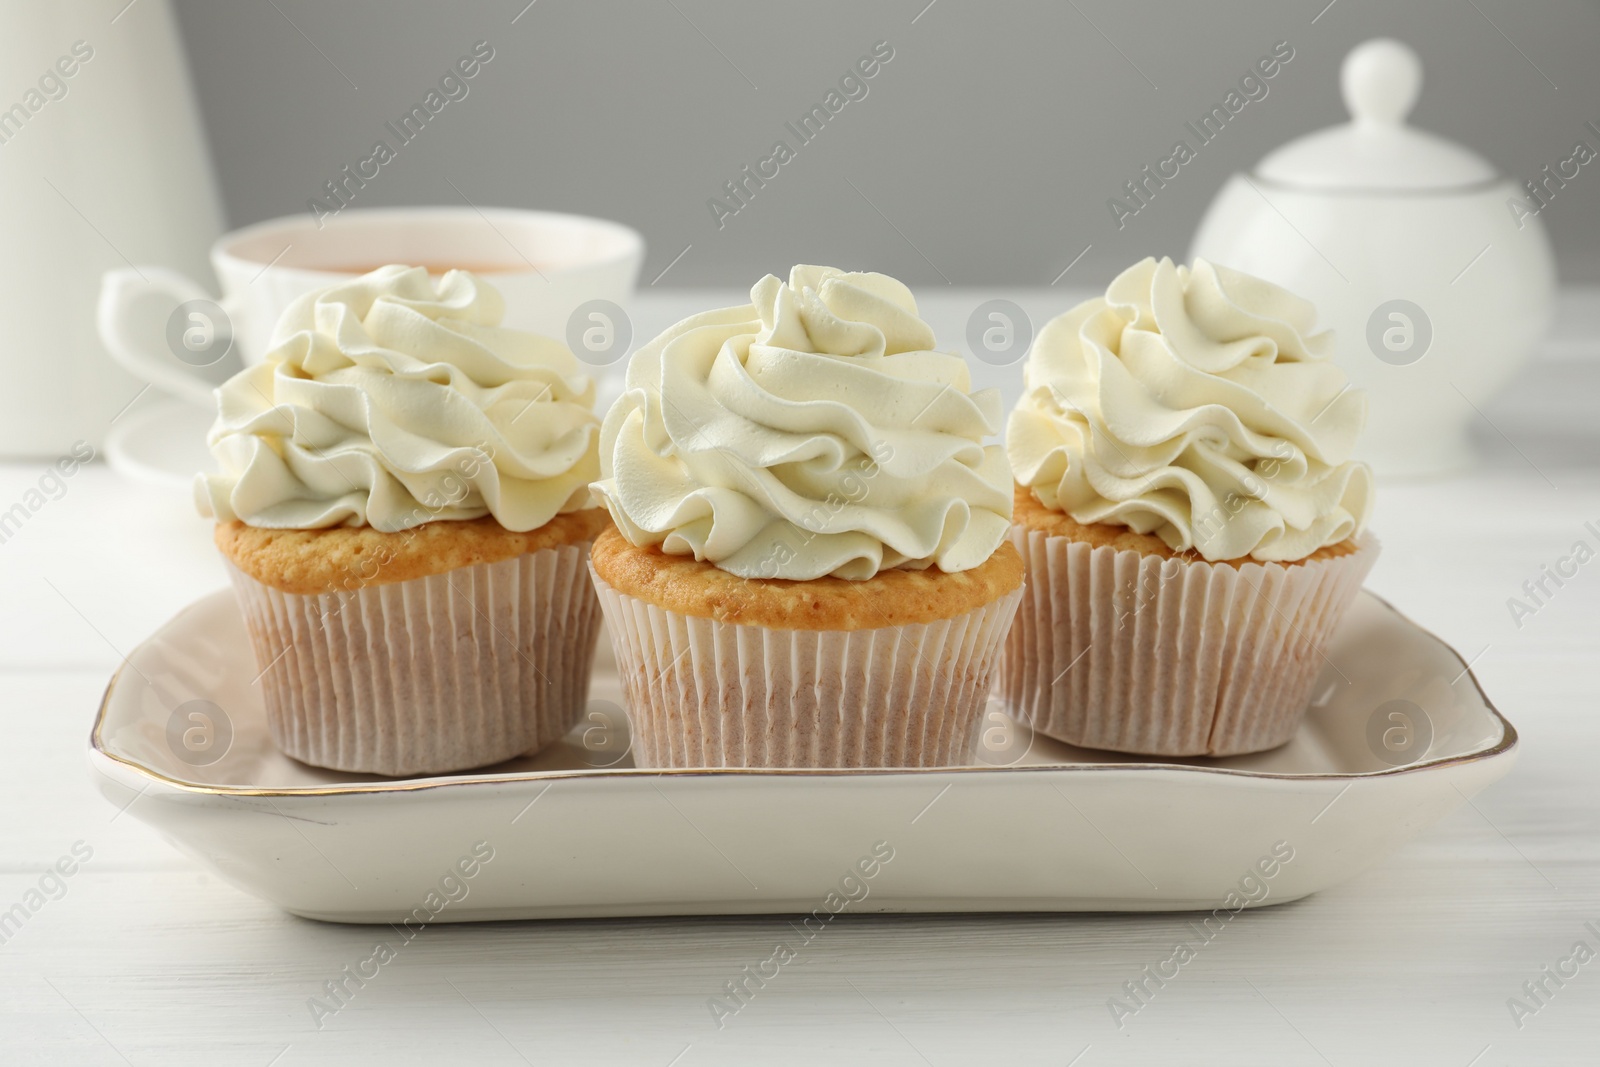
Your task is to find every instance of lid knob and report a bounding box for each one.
[1251,35,1495,189]
[1342,38,1422,126]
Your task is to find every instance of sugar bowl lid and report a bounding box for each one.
[1255,38,1498,191]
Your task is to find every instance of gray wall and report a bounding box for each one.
[171,0,1600,287]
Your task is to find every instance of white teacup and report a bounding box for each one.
[97,206,644,407]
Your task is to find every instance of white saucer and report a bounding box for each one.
[104,396,215,491]
[88,589,1516,922]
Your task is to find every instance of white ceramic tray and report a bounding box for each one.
[88,589,1515,922]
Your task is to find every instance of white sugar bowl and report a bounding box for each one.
[1190,38,1555,478]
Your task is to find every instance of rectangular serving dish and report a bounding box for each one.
[88,589,1515,922]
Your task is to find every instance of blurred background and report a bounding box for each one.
[0,0,1587,571]
[170,0,1600,286]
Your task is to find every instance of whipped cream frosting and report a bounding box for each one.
[1007,257,1371,563]
[196,265,599,532]
[591,265,1012,581]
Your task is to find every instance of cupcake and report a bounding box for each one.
[197,265,608,775]
[589,265,1023,769]
[1003,257,1377,757]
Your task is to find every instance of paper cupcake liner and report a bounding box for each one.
[591,567,1023,769]
[227,543,602,775]
[1000,528,1379,757]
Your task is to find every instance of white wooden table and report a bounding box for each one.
[2,290,1597,1065]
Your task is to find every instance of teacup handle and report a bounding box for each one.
[97,267,243,407]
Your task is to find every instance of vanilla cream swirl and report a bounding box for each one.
[196,265,599,532]
[1007,257,1372,563]
[592,265,1012,580]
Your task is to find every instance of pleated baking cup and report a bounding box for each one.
[590,567,1024,770]
[1001,528,1379,757]
[226,543,602,776]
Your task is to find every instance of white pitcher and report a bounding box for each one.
[1191,38,1556,478]
[0,0,222,457]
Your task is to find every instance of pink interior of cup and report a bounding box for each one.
[220,207,641,277]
